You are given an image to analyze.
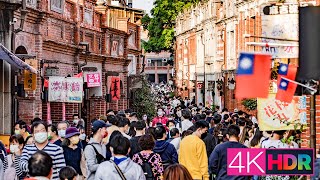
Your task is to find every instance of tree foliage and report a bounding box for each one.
[142,0,202,53]
[132,76,156,118]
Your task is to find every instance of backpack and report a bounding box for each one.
[137,153,154,180]
[89,144,106,164]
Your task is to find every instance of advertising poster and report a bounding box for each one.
[257,94,307,130]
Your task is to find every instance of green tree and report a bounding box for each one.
[132,76,156,118]
[142,0,202,53]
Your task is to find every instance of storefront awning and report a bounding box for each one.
[0,44,37,74]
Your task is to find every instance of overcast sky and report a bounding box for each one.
[132,0,154,15]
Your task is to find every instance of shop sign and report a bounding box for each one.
[87,72,101,87]
[257,94,307,131]
[48,77,83,103]
[24,59,37,90]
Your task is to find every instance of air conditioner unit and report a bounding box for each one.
[147,59,152,64]
[162,58,167,63]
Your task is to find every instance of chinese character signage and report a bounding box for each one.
[87,72,101,87]
[110,76,120,101]
[257,94,307,131]
[111,40,118,56]
[24,59,37,91]
[48,77,83,103]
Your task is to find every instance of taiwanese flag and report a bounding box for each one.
[276,64,298,103]
[277,63,297,83]
[276,78,297,103]
[235,53,271,99]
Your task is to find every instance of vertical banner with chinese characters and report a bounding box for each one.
[24,59,38,90]
[87,72,101,87]
[257,94,307,130]
[110,76,120,101]
[48,77,83,103]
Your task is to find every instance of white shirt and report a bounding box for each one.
[176,120,193,133]
[169,137,181,154]
[261,139,289,148]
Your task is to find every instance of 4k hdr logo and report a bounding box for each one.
[227,149,314,175]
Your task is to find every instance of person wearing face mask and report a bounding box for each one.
[57,121,69,141]
[209,125,247,180]
[117,118,131,139]
[5,135,25,180]
[78,126,87,150]
[179,120,209,180]
[14,120,30,141]
[47,124,62,146]
[84,120,111,180]
[152,108,169,127]
[72,114,80,126]
[61,127,83,178]
[14,121,66,180]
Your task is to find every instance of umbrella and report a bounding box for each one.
[0,44,37,73]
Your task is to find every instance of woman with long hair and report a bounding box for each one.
[250,128,263,148]
[163,164,193,180]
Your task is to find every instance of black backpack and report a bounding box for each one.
[90,144,106,164]
[138,153,155,180]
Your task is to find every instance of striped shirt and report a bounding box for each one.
[14,143,66,180]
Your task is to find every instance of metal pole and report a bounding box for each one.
[310,93,316,156]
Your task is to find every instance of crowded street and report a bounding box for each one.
[0,0,319,179]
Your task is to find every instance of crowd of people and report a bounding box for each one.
[0,95,315,180]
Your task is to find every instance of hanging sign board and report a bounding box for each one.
[24,59,37,90]
[257,94,307,131]
[87,72,101,87]
[48,77,83,103]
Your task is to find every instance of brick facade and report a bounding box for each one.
[12,0,143,129]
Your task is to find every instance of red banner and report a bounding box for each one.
[110,76,120,101]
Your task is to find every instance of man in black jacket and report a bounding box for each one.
[129,121,146,158]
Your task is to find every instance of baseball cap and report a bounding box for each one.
[92,120,112,132]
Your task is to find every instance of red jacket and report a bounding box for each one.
[152,116,169,127]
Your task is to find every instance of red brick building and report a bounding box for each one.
[13,0,143,129]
